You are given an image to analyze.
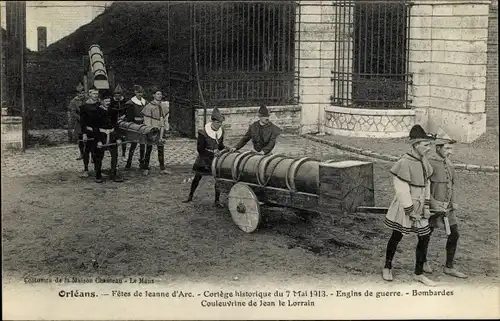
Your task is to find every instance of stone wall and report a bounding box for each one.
[486,0,498,132]
[194,106,301,138]
[409,0,491,143]
[297,1,346,135]
[1,108,23,151]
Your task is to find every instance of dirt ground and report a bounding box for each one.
[2,158,498,286]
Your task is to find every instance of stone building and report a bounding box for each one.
[0,1,112,51]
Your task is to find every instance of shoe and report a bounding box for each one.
[382,268,393,281]
[95,178,103,183]
[444,267,468,279]
[213,201,224,208]
[413,274,437,287]
[423,262,433,274]
[111,175,123,182]
[160,169,171,175]
[76,154,83,160]
[182,196,193,203]
[80,171,89,178]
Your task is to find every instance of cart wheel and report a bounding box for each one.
[228,183,261,233]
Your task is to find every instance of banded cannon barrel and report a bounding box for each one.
[88,44,109,90]
[212,151,323,194]
[212,151,376,233]
[117,119,160,144]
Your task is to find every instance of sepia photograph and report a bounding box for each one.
[1,0,499,319]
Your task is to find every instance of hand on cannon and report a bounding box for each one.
[82,134,88,142]
[97,141,103,148]
[214,149,221,157]
[116,139,122,146]
[423,207,432,219]
[228,147,236,153]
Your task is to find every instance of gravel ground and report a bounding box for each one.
[314,132,499,166]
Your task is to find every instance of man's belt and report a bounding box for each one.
[86,126,115,145]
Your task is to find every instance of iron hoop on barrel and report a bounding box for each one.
[286,157,314,192]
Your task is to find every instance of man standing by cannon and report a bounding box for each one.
[141,87,171,176]
[67,82,86,160]
[229,105,281,155]
[183,107,226,207]
[110,84,128,161]
[125,85,148,170]
[81,90,123,183]
[424,129,467,279]
[79,88,101,178]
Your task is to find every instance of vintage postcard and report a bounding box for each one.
[1,0,499,319]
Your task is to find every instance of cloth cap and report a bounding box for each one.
[434,128,457,145]
[88,88,99,94]
[113,84,123,94]
[133,85,144,93]
[211,107,225,122]
[258,105,269,117]
[76,82,84,92]
[408,124,436,144]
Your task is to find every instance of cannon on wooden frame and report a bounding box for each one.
[116,119,162,145]
[212,150,375,233]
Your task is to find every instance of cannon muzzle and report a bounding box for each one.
[88,44,109,90]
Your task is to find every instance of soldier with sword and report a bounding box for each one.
[81,90,124,183]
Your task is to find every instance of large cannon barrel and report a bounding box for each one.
[212,151,323,194]
[117,119,160,143]
[88,44,109,89]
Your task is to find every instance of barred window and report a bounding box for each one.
[330,0,411,109]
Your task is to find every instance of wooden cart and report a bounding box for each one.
[212,150,375,233]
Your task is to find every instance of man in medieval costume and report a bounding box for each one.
[110,84,128,161]
[141,87,171,176]
[79,88,101,177]
[125,85,148,170]
[382,124,437,287]
[229,105,281,155]
[183,107,226,207]
[424,129,467,279]
[81,90,123,183]
[67,82,86,160]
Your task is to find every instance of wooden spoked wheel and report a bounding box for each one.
[228,183,261,233]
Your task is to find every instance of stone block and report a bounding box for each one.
[467,100,486,113]
[468,89,487,102]
[461,28,489,41]
[431,16,462,28]
[452,4,490,16]
[301,14,322,23]
[411,16,433,28]
[409,49,432,62]
[431,86,469,101]
[410,95,431,108]
[433,5,454,16]
[300,59,321,69]
[412,73,431,85]
[445,51,488,64]
[431,50,446,62]
[432,39,446,51]
[410,39,432,51]
[409,62,431,73]
[411,5,433,16]
[461,16,489,28]
[411,84,431,98]
[432,62,487,77]
[432,28,462,40]
[430,74,487,90]
[444,40,487,53]
[299,66,321,77]
[410,27,432,39]
[427,107,486,143]
[300,4,322,16]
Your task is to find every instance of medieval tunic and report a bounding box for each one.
[68,95,85,135]
[429,154,458,228]
[141,100,170,144]
[125,96,148,144]
[192,123,225,175]
[111,97,127,140]
[234,121,281,155]
[80,98,101,137]
[384,151,434,236]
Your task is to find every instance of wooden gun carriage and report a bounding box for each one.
[212,150,376,233]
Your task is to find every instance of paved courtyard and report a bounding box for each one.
[1,135,373,178]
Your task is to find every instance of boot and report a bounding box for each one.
[382,268,393,281]
[182,195,193,203]
[444,267,468,278]
[80,170,89,178]
[95,177,103,183]
[110,172,123,182]
[413,274,437,287]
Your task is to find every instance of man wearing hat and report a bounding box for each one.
[110,84,128,161]
[140,87,170,175]
[125,85,148,170]
[424,129,467,279]
[67,82,86,159]
[79,88,101,177]
[183,107,226,207]
[382,124,437,286]
[230,105,281,155]
[82,90,123,183]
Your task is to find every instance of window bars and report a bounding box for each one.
[330,0,412,109]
